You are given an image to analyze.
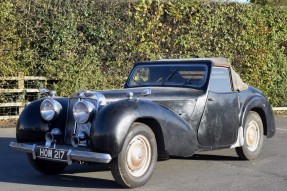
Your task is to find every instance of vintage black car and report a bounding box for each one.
[10,58,275,188]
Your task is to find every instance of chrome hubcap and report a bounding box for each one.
[126,135,151,177]
[246,120,260,152]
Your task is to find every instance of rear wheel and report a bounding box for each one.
[236,111,264,160]
[111,122,157,188]
[27,154,67,174]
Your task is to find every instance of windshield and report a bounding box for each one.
[127,64,208,89]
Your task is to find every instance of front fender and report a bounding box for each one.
[16,97,69,143]
[91,99,197,157]
[240,94,275,138]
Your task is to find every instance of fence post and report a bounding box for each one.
[0,74,49,120]
[18,72,25,114]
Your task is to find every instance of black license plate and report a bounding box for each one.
[36,147,68,162]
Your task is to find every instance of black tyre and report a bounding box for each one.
[236,111,264,160]
[111,122,157,188]
[27,154,67,174]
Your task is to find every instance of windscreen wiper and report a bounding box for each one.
[183,78,193,86]
[161,67,178,85]
[131,78,142,86]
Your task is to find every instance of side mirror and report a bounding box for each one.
[39,88,49,96]
[142,88,151,96]
[39,88,57,97]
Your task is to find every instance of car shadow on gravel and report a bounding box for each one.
[4,173,120,189]
[0,136,240,189]
[0,137,121,189]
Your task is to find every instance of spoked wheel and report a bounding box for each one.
[111,122,157,188]
[27,154,67,174]
[236,111,264,160]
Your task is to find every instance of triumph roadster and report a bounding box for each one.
[10,57,275,188]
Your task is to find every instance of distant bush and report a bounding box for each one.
[0,0,286,106]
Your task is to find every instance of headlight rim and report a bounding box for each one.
[73,100,95,124]
[40,99,62,121]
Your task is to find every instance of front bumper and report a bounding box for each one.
[9,142,112,165]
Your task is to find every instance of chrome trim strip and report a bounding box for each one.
[9,142,112,164]
[32,144,37,159]
[70,150,112,163]
[67,149,72,165]
[71,91,106,106]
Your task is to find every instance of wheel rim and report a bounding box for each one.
[246,120,260,152]
[126,135,152,177]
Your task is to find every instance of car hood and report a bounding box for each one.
[72,87,204,103]
[71,87,204,123]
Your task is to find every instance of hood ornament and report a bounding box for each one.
[126,92,134,100]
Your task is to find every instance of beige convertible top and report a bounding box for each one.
[157,57,248,91]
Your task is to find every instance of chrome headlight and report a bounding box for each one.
[73,100,95,123]
[40,99,62,121]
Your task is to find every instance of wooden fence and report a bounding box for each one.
[0,72,48,120]
[0,73,286,121]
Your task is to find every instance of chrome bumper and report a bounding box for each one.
[9,142,112,165]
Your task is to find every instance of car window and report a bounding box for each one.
[128,64,208,89]
[209,67,232,93]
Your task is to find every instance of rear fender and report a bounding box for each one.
[240,95,275,138]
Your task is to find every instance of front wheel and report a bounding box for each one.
[236,111,264,160]
[111,122,157,188]
[27,154,67,174]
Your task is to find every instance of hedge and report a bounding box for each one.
[0,0,286,106]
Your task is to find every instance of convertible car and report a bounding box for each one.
[10,57,275,188]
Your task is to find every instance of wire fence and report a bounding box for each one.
[0,72,49,120]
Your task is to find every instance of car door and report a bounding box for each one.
[198,67,240,147]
